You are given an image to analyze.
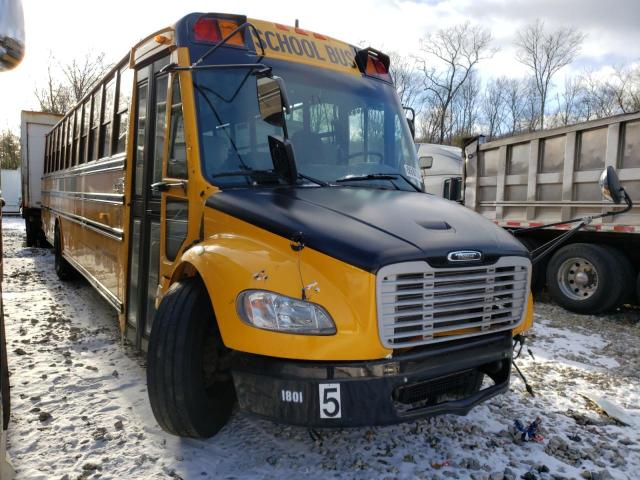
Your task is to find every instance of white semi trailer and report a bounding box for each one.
[20,110,62,246]
[461,112,640,314]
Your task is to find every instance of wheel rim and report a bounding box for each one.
[557,257,599,301]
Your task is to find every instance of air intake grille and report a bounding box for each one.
[376,257,530,348]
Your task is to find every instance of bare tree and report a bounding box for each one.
[62,51,111,103]
[34,62,72,115]
[611,65,640,113]
[504,78,528,134]
[579,69,618,120]
[515,19,585,129]
[481,77,509,139]
[522,78,542,132]
[416,22,494,143]
[416,107,441,143]
[34,51,110,115]
[388,51,421,111]
[554,75,583,126]
[451,70,481,139]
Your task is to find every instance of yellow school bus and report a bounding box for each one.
[42,12,533,438]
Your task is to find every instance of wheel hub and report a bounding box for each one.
[557,257,599,301]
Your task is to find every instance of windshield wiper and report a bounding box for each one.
[298,173,329,187]
[335,173,421,191]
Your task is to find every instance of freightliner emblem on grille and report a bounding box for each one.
[447,250,482,262]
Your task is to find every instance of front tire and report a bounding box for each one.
[147,278,236,438]
[546,243,624,314]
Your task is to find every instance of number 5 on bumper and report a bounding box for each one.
[319,383,341,419]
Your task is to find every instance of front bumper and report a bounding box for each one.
[231,332,513,428]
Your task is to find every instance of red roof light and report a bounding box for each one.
[193,17,221,43]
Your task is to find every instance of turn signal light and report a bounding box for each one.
[193,17,244,47]
[355,47,392,82]
[366,56,391,81]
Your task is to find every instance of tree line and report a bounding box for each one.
[390,19,640,146]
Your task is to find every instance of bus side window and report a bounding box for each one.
[115,66,132,154]
[101,77,116,158]
[90,89,102,161]
[167,75,186,179]
[80,99,90,163]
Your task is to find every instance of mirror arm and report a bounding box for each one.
[602,190,633,217]
[530,220,587,265]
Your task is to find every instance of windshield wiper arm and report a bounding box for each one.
[335,173,421,191]
[298,172,329,187]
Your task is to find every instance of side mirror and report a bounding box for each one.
[443,177,463,202]
[257,76,290,129]
[419,156,433,169]
[268,135,297,184]
[599,166,623,204]
[0,0,25,71]
[404,106,415,139]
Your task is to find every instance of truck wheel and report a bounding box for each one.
[147,278,236,438]
[517,237,546,295]
[546,243,623,314]
[602,246,635,307]
[54,224,75,281]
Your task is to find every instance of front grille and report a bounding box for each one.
[376,257,530,348]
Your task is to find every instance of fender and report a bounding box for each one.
[167,209,389,361]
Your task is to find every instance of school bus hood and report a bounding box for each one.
[205,187,528,273]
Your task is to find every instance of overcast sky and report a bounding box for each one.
[1,0,639,131]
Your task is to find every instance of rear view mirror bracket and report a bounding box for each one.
[267,135,297,185]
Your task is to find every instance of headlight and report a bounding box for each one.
[236,290,336,335]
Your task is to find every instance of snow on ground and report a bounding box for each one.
[2,216,640,480]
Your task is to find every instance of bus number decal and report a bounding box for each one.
[281,389,303,403]
[319,383,341,419]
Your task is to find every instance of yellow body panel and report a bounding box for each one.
[176,207,389,361]
[513,294,534,336]
[42,156,127,308]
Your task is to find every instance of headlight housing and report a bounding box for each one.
[236,290,336,335]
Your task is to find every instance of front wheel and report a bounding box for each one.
[147,278,236,438]
[546,243,624,314]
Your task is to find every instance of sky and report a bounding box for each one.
[1,0,639,132]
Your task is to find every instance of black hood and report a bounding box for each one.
[206,187,528,273]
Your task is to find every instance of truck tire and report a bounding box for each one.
[147,278,236,438]
[601,246,635,307]
[637,272,640,305]
[517,237,546,295]
[54,224,75,281]
[546,243,624,314]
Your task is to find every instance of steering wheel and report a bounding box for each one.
[346,151,384,162]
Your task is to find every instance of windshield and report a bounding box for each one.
[194,59,421,190]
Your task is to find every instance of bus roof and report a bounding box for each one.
[172,13,360,76]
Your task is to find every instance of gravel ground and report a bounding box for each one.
[2,216,640,480]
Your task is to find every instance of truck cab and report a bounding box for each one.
[416,143,463,198]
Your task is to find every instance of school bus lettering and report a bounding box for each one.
[250,19,358,74]
[41,12,534,439]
